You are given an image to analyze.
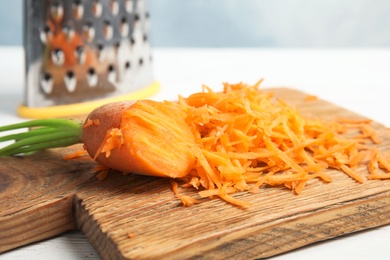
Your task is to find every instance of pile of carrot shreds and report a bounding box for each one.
[92,80,390,207]
[169,80,390,207]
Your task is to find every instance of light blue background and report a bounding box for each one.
[1,0,390,47]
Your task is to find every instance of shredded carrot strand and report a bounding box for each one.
[170,180,179,198]
[64,149,88,160]
[181,196,200,207]
[304,95,318,102]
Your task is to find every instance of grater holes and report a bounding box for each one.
[114,41,121,49]
[88,67,96,75]
[40,72,53,94]
[134,13,140,29]
[143,34,148,43]
[107,64,116,83]
[82,21,95,42]
[50,1,64,22]
[120,16,129,37]
[64,70,77,92]
[144,11,151,31]
[72,0,84,20]
[39,24,52,44]
[75,46,86,65]
[92,0,103,17]
[125,61,131,70]
[110,0,119,16]
[108,64,115,72]
[130,37,135,45]
[103,19,114,40]
[138,58,143,66]
[62,24,75,41]
[51,48,65,66]
[66,70,75,78]
[96,42,105,61]
[125,0,134,13]
[87,67,98,87]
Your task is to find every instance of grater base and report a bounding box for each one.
[18,81,159,119]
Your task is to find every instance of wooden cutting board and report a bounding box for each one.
[1,88,390,259]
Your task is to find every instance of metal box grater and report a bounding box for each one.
[22,0,157,117]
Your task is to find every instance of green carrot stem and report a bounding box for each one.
[0,119,81,132]
[0,119,83,157]
[0,137,81,157]
[0,127,59,142]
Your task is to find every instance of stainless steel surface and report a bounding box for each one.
[24,0,154,107]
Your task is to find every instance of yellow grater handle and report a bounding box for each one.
[18,81,160,119]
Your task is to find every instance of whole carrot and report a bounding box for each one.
[0,100,196,178]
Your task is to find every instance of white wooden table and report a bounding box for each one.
[1,47,390,259]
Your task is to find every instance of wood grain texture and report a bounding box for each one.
[1,88,390,259]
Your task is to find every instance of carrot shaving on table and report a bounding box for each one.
[169,80,389,207]
[93,164,111,181]
[304,95,318,102]
[378,153,390,172]
[180,195,200,207]
[127,233,136,238]
[335,118,373,124]
[63,149,88,160]
[96,170,110,181]
[170,180,180,198]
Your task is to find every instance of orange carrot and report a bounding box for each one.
[83,100,197,178]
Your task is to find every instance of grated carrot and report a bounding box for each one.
[378,153,390,172]
[181,196,200,207]
[63,149,88,160]
[94,164,111,181]
[127,233,136,238]
[96,170,110,181]
[170,180,180,198]
[169,80,389,206]
[304,95,318,102]
[368,148,380,176]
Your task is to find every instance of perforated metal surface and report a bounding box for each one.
[24,0,154,107]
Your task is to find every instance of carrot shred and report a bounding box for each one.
[127,233,136,238]
[335,118,372,124]
[64,149,88,160]
[304,95,318,102]
[168,81,388,207]
[180,196,200,207]
[170,180,180,198]
[96,170,110,181]
[368,148,380,176]
[367,173,390,180]
[378,153,390,172]
[93,164,111,181]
